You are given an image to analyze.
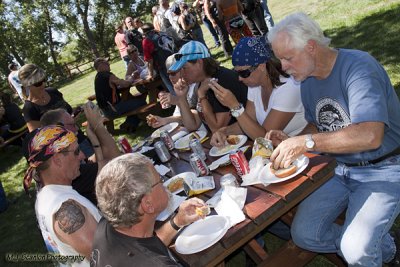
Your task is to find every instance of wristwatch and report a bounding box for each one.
[230,103,244,118]
[305,134,315,150]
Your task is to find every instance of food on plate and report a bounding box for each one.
[270,164,298,178]
[226,135,240,145]
[167,178,184,193]
[146,114,157,125]
[195,205,211,216]
[252,137,274,159]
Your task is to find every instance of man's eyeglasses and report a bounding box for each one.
[174,52,203,61]
[129,49,138,54]
[151,174,164,188]
[32,79,45,87]
[168,71,178,77]
[62,147,81,156]
[235,65,259,78]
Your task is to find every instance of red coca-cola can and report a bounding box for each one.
[229,150,250,177]
[117,136,132,153]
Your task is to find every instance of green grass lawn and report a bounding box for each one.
[1,0,400,266]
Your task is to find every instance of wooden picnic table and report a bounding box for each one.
[151,130,338,267]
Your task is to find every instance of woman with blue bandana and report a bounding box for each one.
[209,36,307,146]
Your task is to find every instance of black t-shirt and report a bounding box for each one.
[72,162,98,205]
[91,218,180,267]
[198,67,248,126]
[22,88,73,123]
[2,102,26,131]
[94,71,121,110]
[125,29,143,54]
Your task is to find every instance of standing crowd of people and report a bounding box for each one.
[2,2,400,266]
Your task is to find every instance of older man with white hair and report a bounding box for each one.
[266,12,400,266]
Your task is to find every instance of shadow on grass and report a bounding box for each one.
[325,3,400,95]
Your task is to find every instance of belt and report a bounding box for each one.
[343,147,400,167]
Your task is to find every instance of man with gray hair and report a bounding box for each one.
[91,153,206,266]
[266,12,400,266]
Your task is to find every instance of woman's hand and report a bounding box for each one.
[265,130,289,148]
[208,79,239,109]
[174,78,189,98]
[210,128,227,147]
[159,92,178,106]
[146,115,167,128]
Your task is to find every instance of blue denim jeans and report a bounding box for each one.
[291,155,400,266]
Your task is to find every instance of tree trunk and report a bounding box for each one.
[75,0,99,58]
[44,7,64,77]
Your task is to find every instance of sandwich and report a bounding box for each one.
[146,114,157,125]
[226,135,240,145]
[270,164,297,178]
[195,205,211,216]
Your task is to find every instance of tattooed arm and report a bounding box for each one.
[53,199,98,259]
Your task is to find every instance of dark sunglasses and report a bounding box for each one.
[236,65,259,78]
[129,49,138,54]
[174,52,203,61]
[32,80,45,87]
[62,147,81,156]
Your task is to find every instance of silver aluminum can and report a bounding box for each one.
[160,130,174,150]
[220,173,238,188]
[190,153,209,176]
[189,138,206,160]
[154,141,171,162]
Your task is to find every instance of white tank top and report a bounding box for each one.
[35,185,101,267]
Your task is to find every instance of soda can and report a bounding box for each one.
[189,137,206,160]
[229,149,250,177]
[220,173,239,188]
[190,153,209,176]
[160,130,175,150]
[158,92,171,109]
[118,136,132,153]
[154,141,171,162]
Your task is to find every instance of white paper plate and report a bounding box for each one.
[174,131,207,150]
[156,194,187,221]
[175,215,230,254]
[151,122,179,138]
[209,135,248,157]
[258,155,309,184]
[209,146,250,170]
[163,172,196,194]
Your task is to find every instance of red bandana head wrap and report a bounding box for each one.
[23,125,77,194]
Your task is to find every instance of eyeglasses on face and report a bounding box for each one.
[168,71,178,77]
[62,146,81,156]
[32,79,45,87]
[235,65,259,78]
[174,52,203,61]
[151,174,163,188]
[129,49,138,54]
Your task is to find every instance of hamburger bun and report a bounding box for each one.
[270,164,297,178]
[195,205,210,216]
[226,135,240,145]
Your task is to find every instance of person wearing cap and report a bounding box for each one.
[18,64,74,132]
[93,57,146,132]
[26,125,101,265]
[209,36,307,146]
[7,62,26,101]
[266,13,400,266]
[169,41,247,133]
[146,54,207,132]
[91,153,206,267]
[115,23,130,68]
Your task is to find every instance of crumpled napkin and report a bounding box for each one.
[171,130,189,142]
[214,189,247,227]
[241,156,270,186]
[154,164,170,175]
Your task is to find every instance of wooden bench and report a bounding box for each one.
[0,128,28,149]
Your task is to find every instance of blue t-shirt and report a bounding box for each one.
[301,49,400,164]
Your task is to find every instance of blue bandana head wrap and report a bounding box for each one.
[232,36,273,66]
